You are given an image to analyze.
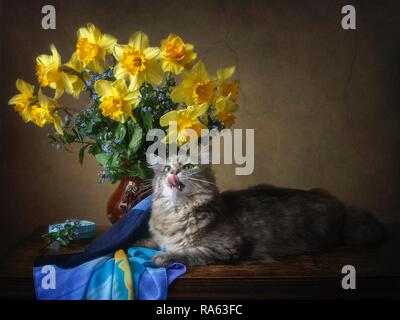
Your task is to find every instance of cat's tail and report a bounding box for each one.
[342,206,388,246]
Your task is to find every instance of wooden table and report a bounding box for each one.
[0,225,399,299]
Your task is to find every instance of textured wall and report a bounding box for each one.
[1,0,400,257]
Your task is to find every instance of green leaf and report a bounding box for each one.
[111,152,121,167]
[95,153,110,166]
[79,145,90,166]
[88,144,101,156]
[126,169,138,177]
[72,128,83,142]
[59,238,70,246]
[142,112,153,131]
[128,125,143,155]
[114,123,127,142]
[41,234,51,242]
[133,160,152,179]
[63,132,76,144]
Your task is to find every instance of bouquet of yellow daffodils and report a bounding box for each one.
[8,23,239,182]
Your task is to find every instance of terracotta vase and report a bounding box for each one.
[106,176,148,224]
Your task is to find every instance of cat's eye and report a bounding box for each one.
[183,163,195,170]
[164,165,172,173]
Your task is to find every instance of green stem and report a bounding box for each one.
[60,65,94,96]
[56,107,80,115]
[73,141,95,145]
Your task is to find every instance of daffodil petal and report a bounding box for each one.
[217,66,236,82]
[88,23,102,42]
[143,47,160,60]
[161,60,184,74]
[170,85,192,104]
[52,113,64,135]
[71,78,85,99]
[144,60,163,85]
[160,110,178,126]
[15,79,34,96]
[94,80,114,97]
[113,44,130,61]
[67,53,85,72]
[185,43,194,51]
[8,95,23,105]
[77,24,93,41]
[124,92,140,107]
[38,90,49,107]
[21,106,32,122]
[163,126,179,144]
[36,54,52,67]
[113,79,128,94]
[129,31,149,51]
[180,50,197,65]
[49,44,61,65]
[188,103,208,120]
[128,73,145,91]
[192,61,209,81]
[114,63,128,80]
[98,34,117,52]
[62,73,75,95]
[91,57,105,73]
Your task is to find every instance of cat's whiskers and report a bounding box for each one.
[140,178,154,184]
[140,181,153,187]
[184,169,205,177]
[140,188,153,197]
[185,180,208,193]
[140,185,153,192]
[185,176,216,186]
[139,181,154,187]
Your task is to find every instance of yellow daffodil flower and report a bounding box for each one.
[160,103,208,145]
[170,61,215,105]
[8,79,35,122]
[216,66,239,101]
[72,23,117,73]
[64,55,86,98]
[160,33,197,75]
[212,94,239,128]
[30,91,63,135]
[113,31,163,90]
[94,79,140,123]
[30,106,53,128]
[36,44,78,99]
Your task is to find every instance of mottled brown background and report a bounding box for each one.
[0,0,399,257]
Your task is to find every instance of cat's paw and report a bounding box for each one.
[152,252,177,267]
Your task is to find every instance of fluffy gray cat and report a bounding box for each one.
[135,154,386,267]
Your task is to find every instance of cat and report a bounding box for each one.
[135,153,387,267]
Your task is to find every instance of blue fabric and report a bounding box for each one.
[33,195,186,300]
[34,195,153,269]
[34,255,112,300]
[128,247,185,300]
[84,248,186,300]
